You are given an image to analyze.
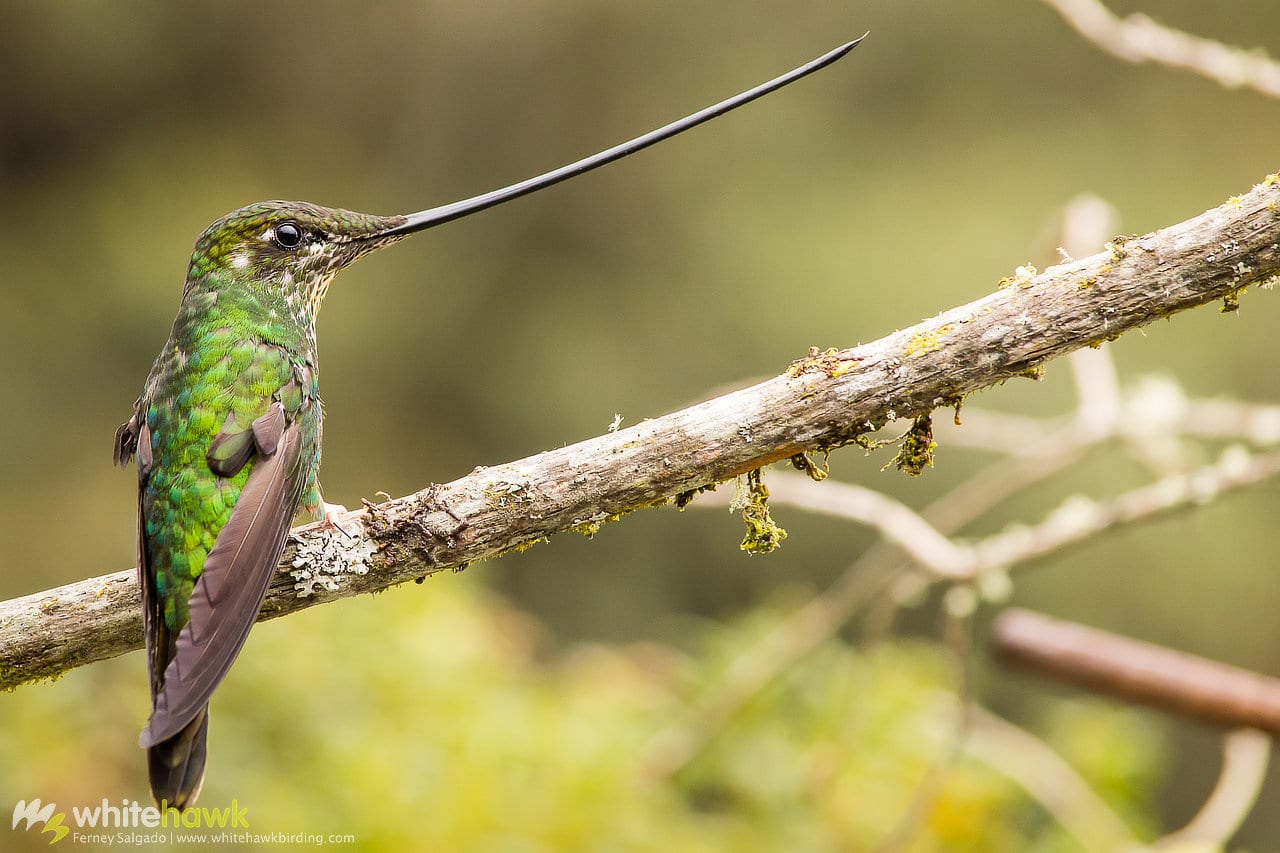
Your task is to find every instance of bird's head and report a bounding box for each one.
[186,201,407,316]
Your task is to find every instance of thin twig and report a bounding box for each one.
[715,446,1280,582]
[970,446,1280,576]
[1157,729,1271,849]
[1041,0,1280,98]
[1183,397,1280,446]
[963,704,1139,850]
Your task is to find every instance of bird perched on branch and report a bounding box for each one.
[113,36,864,809]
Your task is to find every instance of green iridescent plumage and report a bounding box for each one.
[144,337,301,629]
[116,201,403,809]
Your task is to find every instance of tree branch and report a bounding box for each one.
[993,608,1280,734]
[5,172,1280,691]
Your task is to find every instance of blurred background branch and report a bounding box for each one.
[1041,0,1280,98]
[1160,728,1271,848]
[993,609,1274,849]
[993,608,1280,735]
[963,703,1140,850]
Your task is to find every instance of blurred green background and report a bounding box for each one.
[3,1,1280,849]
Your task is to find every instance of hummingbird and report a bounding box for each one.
[112,37,863,809]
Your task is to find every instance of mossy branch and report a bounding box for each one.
[5,172,1280,691]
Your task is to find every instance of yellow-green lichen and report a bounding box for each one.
[904,324,954,357]
[675,484,717,510]
[1017,364,1046,381]
[1226,195,1245,209]
[890,415,936,477]
[573,512,624,539]
[790,451,829,482]
[737,469,787,554]
[787,346,860,378]
[573,495,672,535]
[0,661,69,693]
[997,264,1038,290]
[1077,276,1097,291]
[853,430,897,454]
[1086,330,1124,349]
[506,536,549,554]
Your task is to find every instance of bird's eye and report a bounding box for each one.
[274,222,303,249]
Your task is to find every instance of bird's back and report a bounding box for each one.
[121,274,322,808]
[139,285,318,631]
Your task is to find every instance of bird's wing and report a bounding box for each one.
[116,409,166,701]
[140,401,305,747]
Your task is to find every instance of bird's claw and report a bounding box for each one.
[322,501,355,540]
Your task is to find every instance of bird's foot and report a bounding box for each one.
[322,501,355,540]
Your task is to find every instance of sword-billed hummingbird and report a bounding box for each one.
[113,37,863,809]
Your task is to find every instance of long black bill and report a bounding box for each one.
[375,35,866,238]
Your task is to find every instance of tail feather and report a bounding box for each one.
[147,708,208,810]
